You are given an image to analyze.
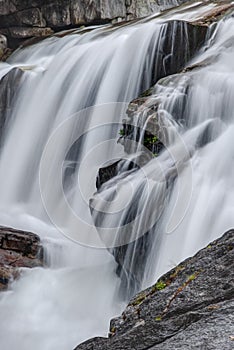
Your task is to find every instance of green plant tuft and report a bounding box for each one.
[155,280,167,290]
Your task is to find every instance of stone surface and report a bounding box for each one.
[0,226,44,291]
[0,33,9,60]
[0,68,24,142]
[0,0,190,47]
[75,230,234,350]
[0,34,7,49]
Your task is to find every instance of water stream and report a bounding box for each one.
[0,1,233,349]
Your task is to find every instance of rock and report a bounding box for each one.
[75,229,234,350]
[1,1,233,48]
[0,34,14,62]
[0,0,191,48]
[0,47,12,61]
[0,68,24,142]
[0,226,44,291]
[7,26,54,39]
[0,34,7,49]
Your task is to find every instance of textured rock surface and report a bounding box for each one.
[0,68,24,141]
[0,226,43,291]
[0,0,190,47]
[0,33,10,60]
[75,230,234,349]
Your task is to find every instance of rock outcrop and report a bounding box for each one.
[75,229,234,350]
[0,1,190,48]
[0,226,44,291]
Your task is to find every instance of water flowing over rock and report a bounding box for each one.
[0,226,43,291]
[75,230,234,350]
[0,1,234,349]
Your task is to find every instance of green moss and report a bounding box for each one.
[144,135,158,146]
[155,316,162,321]
[131,292,147,306]
[140,88,153,98]
[187,272,198,282]
[155,280,167,291]
[119,128,125,136]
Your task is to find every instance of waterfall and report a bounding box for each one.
[92,14,234,292]
[0,1,233,349]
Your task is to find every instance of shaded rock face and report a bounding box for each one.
[75,230,234,350]
[0,0,190,48]
[0,68,24,143]
[0,226,43,291]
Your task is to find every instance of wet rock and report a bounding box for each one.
[0,226,44,291]
[75,230,234,350]
[0,68,24,142]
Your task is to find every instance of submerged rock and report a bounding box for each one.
[75,229,234,350]
[0,226,44,291]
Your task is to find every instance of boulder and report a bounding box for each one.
[75,229,234,350]
[0,226,44,291]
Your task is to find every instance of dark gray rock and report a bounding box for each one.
[0,0,191,47]
[75,230,234,350]
[0,226,44,291]
[0,68,25,142]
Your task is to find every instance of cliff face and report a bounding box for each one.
[75,230,234,350]
[0,1,189,47]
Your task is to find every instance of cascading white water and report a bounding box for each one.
[93,14,234,291]
[0,9,186,350]
[0,1,233,349]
